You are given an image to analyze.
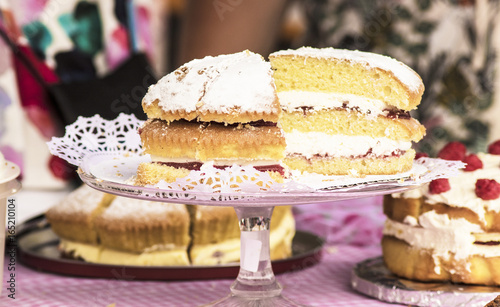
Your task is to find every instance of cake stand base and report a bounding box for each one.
[351,257,500,307]
[206,294,305,306]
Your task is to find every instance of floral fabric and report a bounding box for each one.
[0,0,158,187]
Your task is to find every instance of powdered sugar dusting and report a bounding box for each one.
[271,47,423,93]
[142,50,278,117]
[50,185,106,215]
[100,197,187,220]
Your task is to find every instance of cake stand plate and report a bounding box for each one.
[78,152,425,206]
[351,257,500,307]
[17,215,324,281]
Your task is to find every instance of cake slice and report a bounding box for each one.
[93,198,191,265]
[46,185,115,245]
[269,47,426,176]
[136,50,285,186]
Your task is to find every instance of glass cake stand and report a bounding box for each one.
[78,152,422,307]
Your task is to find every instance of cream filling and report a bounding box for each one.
[284,131,411,158]
[278,91,389,119]
[60,239,190,266]
[424,153,500,222]
[383,211,500,260]
[149,155,281,167]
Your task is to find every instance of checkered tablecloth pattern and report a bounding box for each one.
[1,244,394,307]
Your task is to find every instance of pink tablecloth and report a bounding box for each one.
[1,244,393,307]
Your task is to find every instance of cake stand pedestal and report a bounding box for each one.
[77,153,426,307]
[209,206,300,306]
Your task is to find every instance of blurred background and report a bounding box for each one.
[0,0,499,246]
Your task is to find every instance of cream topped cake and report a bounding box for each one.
[269,47,426,176]
[136,50,285,185]
[383,141,500,285]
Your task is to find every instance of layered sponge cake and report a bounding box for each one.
[136,50,285,186]
[46,185,295,266]
[382,141,500,285]
[137,47,426,185]
[269,47,426,176]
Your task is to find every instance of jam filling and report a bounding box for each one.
[290,149,406,160]
[139,119,277,135]
[474,241,500,246]
[221,120,277,127]
[297,104,411,119]
[61,250,85,262]
[156,161,285,176]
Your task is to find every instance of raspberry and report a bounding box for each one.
[415,152,429,160]
[488,140,500,155]
[475,179,500,200]
[463,154,483,172]
[437,141,467,161]
[428,178,451,194]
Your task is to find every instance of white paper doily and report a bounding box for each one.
[47,113,143,166]
[47,114,465,197]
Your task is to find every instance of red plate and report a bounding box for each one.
[16,215,324,281]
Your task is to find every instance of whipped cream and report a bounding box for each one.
[143,50,278,116]
[384,211,500,260]
[284,131,411,158]
[277,91,388,119]
[424,153,500,221]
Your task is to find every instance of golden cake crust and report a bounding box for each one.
[135,162,191,185]
[135,161,284,186]
[188,205,240,245]
[198,122,285,161]
[143,99,281,124]
[269,49,424,111]
[382,235,500,286]
[94,198,190,253]
[280,109,425,142]
[141,120,286,161]
[140,119,204,159]
[285,149,415,176]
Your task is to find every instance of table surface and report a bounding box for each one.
[2,244,396,307]
[2,190,402,306]
[4,190,498,306]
